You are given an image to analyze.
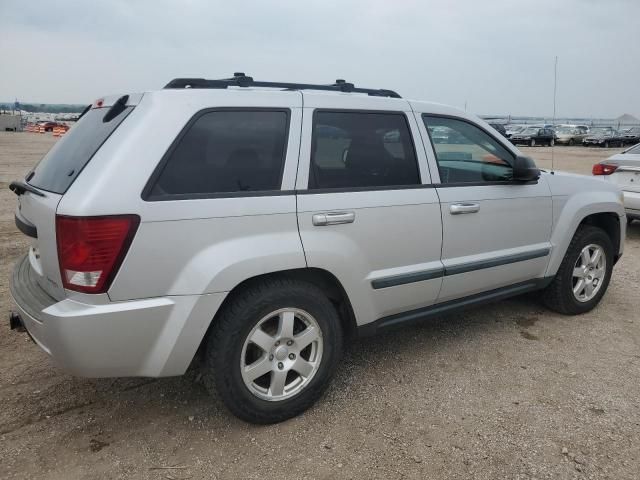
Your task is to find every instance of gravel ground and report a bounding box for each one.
[0,132,638,479]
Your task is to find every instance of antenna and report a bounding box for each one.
[551,56,558,174]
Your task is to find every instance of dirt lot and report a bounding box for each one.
[1,132,638,479]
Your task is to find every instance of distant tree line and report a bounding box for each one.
[0,103,86,114]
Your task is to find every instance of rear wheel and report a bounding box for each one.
[203,278,343,424]
[542,225,613,315]
[549,138,555,147]
[568,139,574,146]
[604,141,610,148]
[530,138,536,147]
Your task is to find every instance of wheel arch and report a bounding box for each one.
[578,212,621,262]
[546,200,623,277]
[193,267,358,363]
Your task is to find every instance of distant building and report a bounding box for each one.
[0,114,21,131]
[615,114,640,127]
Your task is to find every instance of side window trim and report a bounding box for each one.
[142,107,292,201]
[421,113,521,187]
[411,110,442,184]
[308,108,422,191]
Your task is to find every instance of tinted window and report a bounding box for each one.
[27,106,133,194]
[149,110,289,198]
[310,111,420,189]
[423,115,514,184]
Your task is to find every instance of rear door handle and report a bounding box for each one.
[450,203,480,215]
[312,211,356,226]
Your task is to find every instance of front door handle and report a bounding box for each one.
[312,211,356,226]
[450,203,480,215]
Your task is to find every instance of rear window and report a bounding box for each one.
[146,110,289,199]
[310,111,420,189]
[626,144,640,154]
[27,106,133,194]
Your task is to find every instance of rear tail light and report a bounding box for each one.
[592,163,618,175]
[56,215,140,293]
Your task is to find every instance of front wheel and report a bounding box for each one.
[530,138,536,147]
[604,141,610,148]
[568,139,575,146]
[549,138,555,147]
[542,225,614,315]
[204,278,343,424]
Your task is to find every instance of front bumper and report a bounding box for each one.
[9,255,227,378]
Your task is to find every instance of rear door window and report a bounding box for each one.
[147,110,289,199]
[27,106,134,194]
[310,111,420,189]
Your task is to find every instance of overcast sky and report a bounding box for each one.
[1,0,638,118]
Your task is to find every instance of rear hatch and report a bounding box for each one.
[12,94,141,300]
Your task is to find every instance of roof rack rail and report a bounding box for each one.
[163,73,401,98]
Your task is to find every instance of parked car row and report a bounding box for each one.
[493,123,640,148]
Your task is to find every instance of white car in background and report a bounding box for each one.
[594,143,640,223]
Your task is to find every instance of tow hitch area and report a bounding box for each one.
[9,311,26,332]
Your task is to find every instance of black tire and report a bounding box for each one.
[549,138,555,147]
[568,139,574,146]
[604,141,610,148]
[203,278,343,424]
[530,138,536,147]
[542,225,614,315]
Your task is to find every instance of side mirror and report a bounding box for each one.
[512,155,540,182]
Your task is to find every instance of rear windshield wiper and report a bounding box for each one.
[103,95,129,123]
[9,181,46,197]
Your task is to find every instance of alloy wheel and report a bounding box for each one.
[240,308,323,401]
[572,244,606,302]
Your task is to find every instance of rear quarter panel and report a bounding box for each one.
[57,89,307,300]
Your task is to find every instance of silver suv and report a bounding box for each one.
[9,74,626,423]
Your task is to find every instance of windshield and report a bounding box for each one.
[589,128,611,136]
[521,127,538,135]
[555,127,574,134]
[27,106,133,194]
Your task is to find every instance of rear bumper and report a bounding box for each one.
[9,255,227,377]
[624,190,640,218]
